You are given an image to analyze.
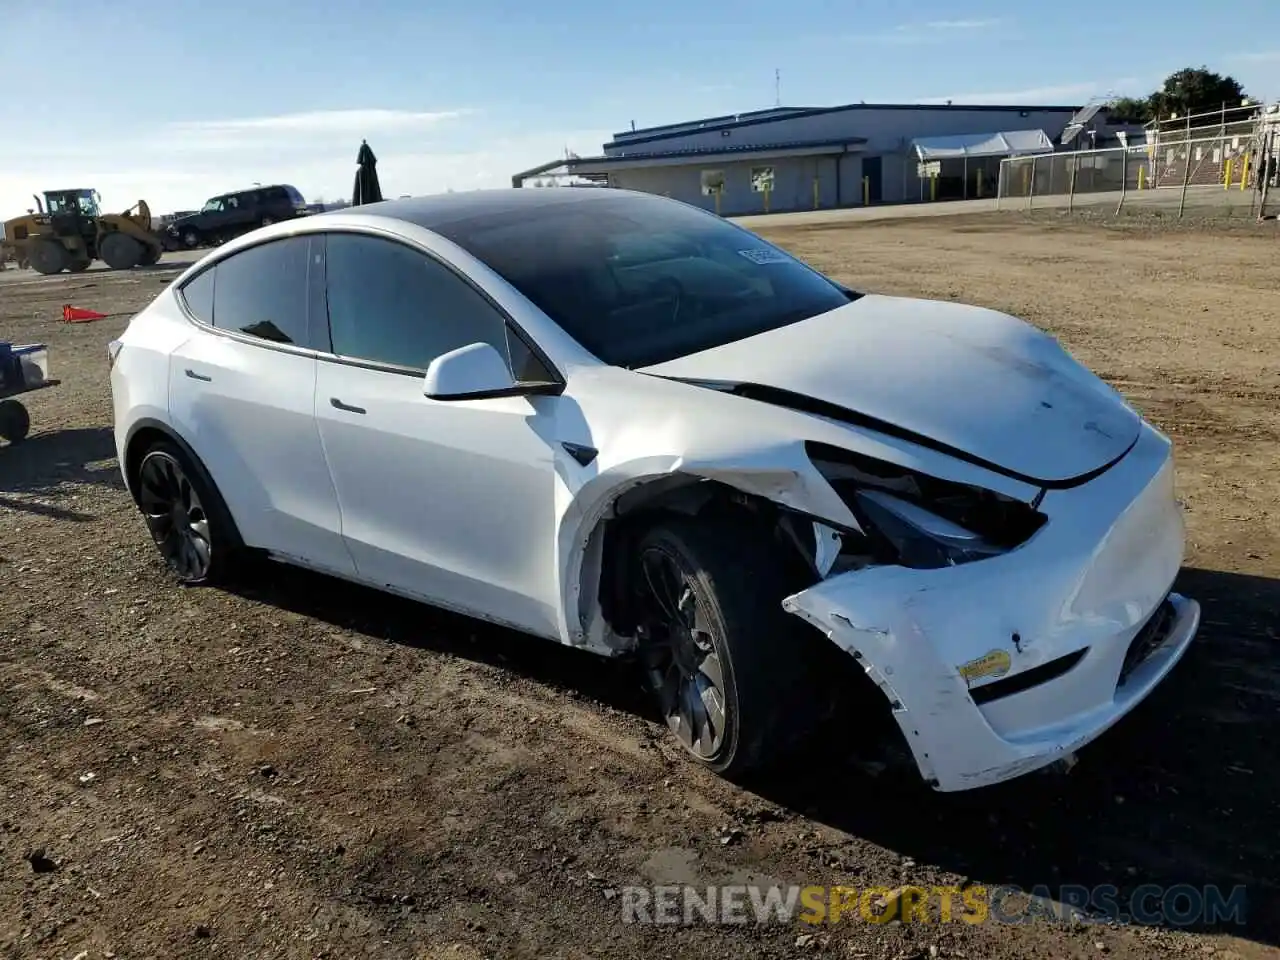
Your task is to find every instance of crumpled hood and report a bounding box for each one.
[639,294,1141,486]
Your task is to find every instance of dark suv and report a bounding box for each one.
[166,185,308,249]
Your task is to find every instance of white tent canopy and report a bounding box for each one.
[912,129,1054,161]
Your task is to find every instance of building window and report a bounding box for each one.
[750,166,775,193]
[700,170,726,196]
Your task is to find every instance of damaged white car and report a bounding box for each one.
[109,188,1200,791]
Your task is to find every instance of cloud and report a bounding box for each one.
[156,109,473,155]
[915,78,1143,105]
[841,18,1005,46]
[922,18,1002,29]
[170,108,469,137]
[0,112,611,216]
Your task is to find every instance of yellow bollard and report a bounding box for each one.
[862,176,870,206]
[764,187,771,213]
[1241,153,1251,190]
[976,168,983,198]
[813,177,820,210]
[1138,166,1145,190]
[714,189,721,216]
[930,175,937,202]
[1225,158,1233,189]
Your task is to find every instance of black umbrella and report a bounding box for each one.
[352,139,383,206]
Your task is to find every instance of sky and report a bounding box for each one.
[1,0,1277,215]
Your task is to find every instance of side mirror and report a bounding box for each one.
[424,342,519,400]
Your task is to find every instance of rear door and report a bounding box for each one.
[168,235,356,577]
[230,191,261,231]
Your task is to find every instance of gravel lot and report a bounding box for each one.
[1,214,1277,960]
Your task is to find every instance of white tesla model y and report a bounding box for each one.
[110,189,1199,790]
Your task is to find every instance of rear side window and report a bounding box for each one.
[323,233,509,371]
[211,237,313,346]
[179,268,215,324]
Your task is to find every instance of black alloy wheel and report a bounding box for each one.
[637,542,729,761]
[137,448,216,582]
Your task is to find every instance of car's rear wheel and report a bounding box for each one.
[0,400,31,443]
[633,515,819,779]
[135,440,237,584]
[181,228,201,249]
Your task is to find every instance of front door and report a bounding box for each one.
[312,231,562,639]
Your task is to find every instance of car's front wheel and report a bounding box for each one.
[134,440,238,584]
[633,515,819,779]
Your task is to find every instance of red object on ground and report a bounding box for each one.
[62,304,109,323]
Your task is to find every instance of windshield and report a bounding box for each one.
[431,193,855,368]
[201,198,224,213]
[46,191,99,217]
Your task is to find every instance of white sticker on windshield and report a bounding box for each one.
[737,248,790,265]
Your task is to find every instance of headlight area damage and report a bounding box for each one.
[570,421,1198,793]
[800,441,1047,574]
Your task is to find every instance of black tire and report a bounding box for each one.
[0,400,31,443]
[28,239,68,275]
[180,228,202,249]
[632,515,821,779]
[134,439,240,584]
[67,257,91,273]
[260,216,274,227]
[139,245,161,266]
[100,233,142,270]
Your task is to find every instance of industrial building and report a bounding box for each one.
[515,101,1115,215]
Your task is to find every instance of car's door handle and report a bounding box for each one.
[330,397,366,414]
[184,368,212,382]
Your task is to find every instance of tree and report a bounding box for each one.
[1150,67,1248,119]
[1107,96,1153,124]
[1109,66,1250,124]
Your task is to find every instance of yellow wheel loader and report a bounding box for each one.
[1,189,164,275]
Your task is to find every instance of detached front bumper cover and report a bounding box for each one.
[782,423,1199,792]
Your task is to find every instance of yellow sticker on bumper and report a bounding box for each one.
[958,650,1012,684]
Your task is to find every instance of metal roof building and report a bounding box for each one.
[516,101,1112,214]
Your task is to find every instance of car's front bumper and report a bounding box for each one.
[783,422,1199,792]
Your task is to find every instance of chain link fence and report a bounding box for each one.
[997,103,1278,220]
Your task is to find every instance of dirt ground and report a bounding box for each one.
[1,213,1277,960]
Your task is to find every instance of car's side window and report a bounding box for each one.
[323,233,512,373]
[179,266,216,325]
[210,237,313,347]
